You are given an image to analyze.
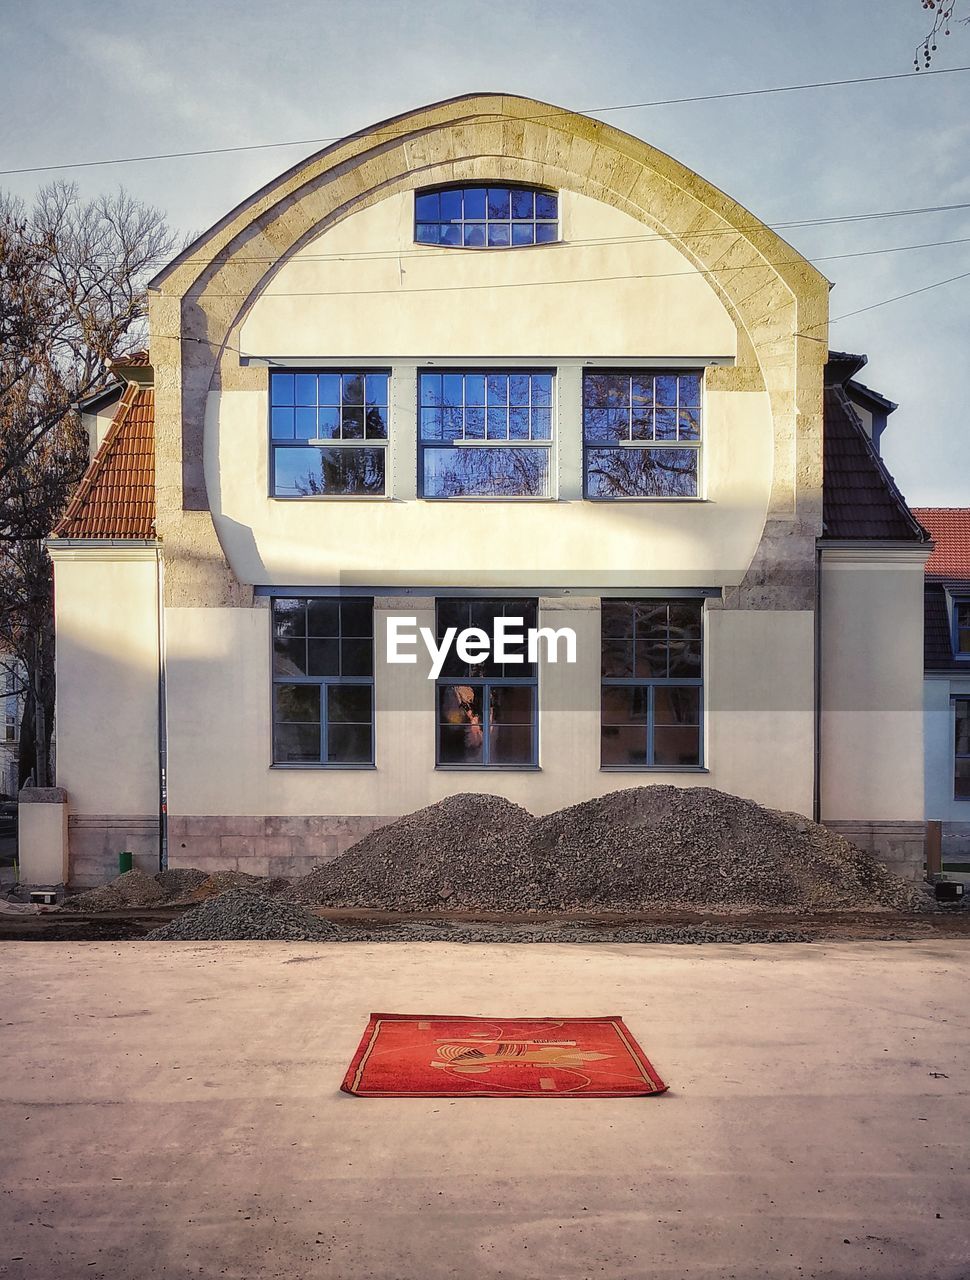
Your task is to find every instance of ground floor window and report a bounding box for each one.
[435,598,538,767]
[955,698,970,800]
[272,597,374,765]
[601,598,703,768]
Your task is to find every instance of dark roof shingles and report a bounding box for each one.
[821,384,927,542]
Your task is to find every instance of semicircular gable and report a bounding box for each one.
[148,93,829,607]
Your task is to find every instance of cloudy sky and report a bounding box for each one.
[2,0,968,503]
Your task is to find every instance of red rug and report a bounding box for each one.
[341,1014,667,1097]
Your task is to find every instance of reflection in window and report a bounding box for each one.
[435,598,538,767]
[415,185,558,247]
[955,601,970,655]
[600,599,703,768]
[955,698,970,800]
[272,597,374,765]
[270,370,389,496]
[584,371,702,498]
[419,371,553,497]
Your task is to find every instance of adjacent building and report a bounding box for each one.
[913,508,970,864]
[46,94,931,888]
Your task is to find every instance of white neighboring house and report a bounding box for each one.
[913,509,970,864]
[45,94,933,889]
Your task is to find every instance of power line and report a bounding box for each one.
[161,201,970,269]
[830,267,970,322]
[4,65,970,177]
[172,234,970,299]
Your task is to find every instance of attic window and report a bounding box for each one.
[955,600,970,657]
[415,185,558,248]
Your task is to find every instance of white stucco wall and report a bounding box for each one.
[162,599,815,819]
[208,189,771,591]
[819,553,927,822]
[51,549,160,816]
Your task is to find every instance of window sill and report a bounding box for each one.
[435,765,541,772]
[600,765,709,773]
[269,495,392,502]
[584,496,710,504]
[418,496,557,503]
[270,763,377,770]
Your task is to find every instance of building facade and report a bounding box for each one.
[913,509,970,864]
[48,94,930,887]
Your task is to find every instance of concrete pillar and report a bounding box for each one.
[18,787,69,887]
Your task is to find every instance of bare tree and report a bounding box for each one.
[915,0,969,66]
[0,182,177,787]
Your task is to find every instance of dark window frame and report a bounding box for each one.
[582,369,703,501]
[418,368,555,500]
[414,184,559,249]
[271,596,376,768]
[600,598,705,770]
[955,696,970,801]
[269,369,390,499]
[953,598,970,658]
[434,598,540,769]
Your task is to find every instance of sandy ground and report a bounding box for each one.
[2,941,969,1280]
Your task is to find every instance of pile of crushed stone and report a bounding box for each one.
[284,788,931,915]
[61,867,288,912]
[146,890,342,941]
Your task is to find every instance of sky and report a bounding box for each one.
[1,0,968,505]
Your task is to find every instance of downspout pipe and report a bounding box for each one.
[813,542,822,823]
[156,550,168,871]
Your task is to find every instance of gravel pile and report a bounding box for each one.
[146,890,343,941]
[174,870,290,904]
[286,794,535,909]
[285,787,931,915]
[63,868,168,912]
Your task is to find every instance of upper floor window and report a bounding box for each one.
[415,185,558,248]
[583,371,702,499]
[270,370,388,497]
[954,600,970,656]
[419,370,554,498]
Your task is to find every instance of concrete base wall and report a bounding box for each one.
[167,814,396,879]
[67,815,159,889]
[18,788,69,887]
[824,820,926,883]
[943,821,970,863]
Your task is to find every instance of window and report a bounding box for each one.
[415,185,558,247]
[270,371,388,497]
[272,597,374,765]
[601,599,703,768]
[954,600,970,656]
[583,371,702,498]
[419,371,553,498]
[435,598,538,767]
[956,699,970,800]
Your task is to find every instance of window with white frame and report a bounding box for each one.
[272,597,374,765]
[583,371,702,498]
[418,370,554,498]
[270,371,389,497]
[601,599,704,768]
[955,698,970,800]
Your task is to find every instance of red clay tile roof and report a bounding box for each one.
[821,382,927,542]
[52,384,155,540]
[108,348,150,368]
[911,508,970,580]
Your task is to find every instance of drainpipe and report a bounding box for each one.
[813,543,822,823]
[156,549,169,871]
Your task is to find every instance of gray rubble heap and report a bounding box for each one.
[146,890,343,941]
[284,787,931,914]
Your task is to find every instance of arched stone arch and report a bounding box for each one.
[148,93,829,607]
